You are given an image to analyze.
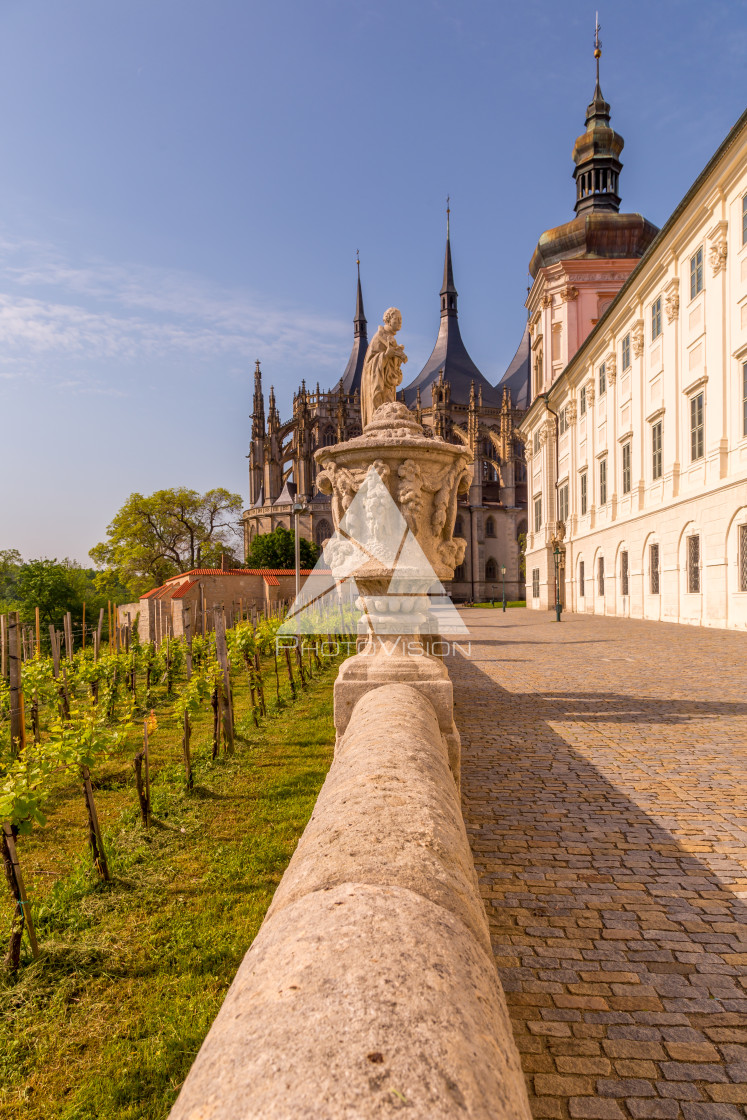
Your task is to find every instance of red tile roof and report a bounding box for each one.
[140,567,324,600]
[262,574,280,586]
[171,579,199,600]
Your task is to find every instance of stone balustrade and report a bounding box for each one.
[168,682,531,1119]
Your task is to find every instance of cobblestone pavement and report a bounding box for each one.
[451,610,747,1120]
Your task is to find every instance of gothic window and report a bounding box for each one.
[349,424,362,438]
[485,516,496,538]
[485,558,497,581]
[314,518,333,546]
[323,426,336,446]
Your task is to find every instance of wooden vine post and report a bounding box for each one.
[1,824,39,969]
[81,767,110,881]
[1,614,7,681]
[184,605,193,680]
[213,607,234,753]
[8,613,25,758]
[182,711,193,792]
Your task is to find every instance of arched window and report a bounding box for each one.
[323,427,336,446]
[455,515,464,537]
[314,518,332,546]
[485,558,497,580]
[485,516,496,538]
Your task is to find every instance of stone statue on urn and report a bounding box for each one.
[360,307,408,430]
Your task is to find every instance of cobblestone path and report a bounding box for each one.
[452,610,747,1120]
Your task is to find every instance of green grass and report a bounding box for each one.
[0,651,340,1119]
[467,601,526,608]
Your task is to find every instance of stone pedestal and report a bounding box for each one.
[314,402,473,786]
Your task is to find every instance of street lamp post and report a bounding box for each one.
[292,501,309,601]
[501,564,506,612]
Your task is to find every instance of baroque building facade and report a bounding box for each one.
[520,92,747,628]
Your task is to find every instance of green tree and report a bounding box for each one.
[0,549,22,612]
[90,487,242,595]
[517,532,527,586]
[245,525,320,570]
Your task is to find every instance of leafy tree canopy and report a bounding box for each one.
[0,553,131,638]
[245,525,320,570]
[90,487,242,596]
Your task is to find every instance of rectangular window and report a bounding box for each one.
[650,543,660,594]
[690,392,704,461]
[559,407,568,435]
[742,360,747,439]
[739,524,747,592]
[690,247,703,300]
[687,534,701,594]
[651,296,662,340]
[558,483,569,523]
[621,333,631,371]
[579,560,585,598]
[534,496,542,533]
[580,385,587,415]
[599,457,607,505]
[532,568,540,599]
[580,471,588,516]
[652,420,663,480]
[599,362,607,396]
[621,550,629,597]
[598,556,605,597]
[533,429,540,455]
[622,440,632,494]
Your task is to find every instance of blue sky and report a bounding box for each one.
[1,0,745,563]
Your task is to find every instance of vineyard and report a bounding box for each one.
[0,604,350,1118]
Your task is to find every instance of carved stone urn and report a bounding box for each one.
[314,401,473,783]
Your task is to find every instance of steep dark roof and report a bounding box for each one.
[341,263,368,395]
[403,230,501,408]
[496,322,531,411]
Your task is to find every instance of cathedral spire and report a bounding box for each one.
[341,256,369,395]
[572,17,624,216]
[252,359,265,439]
[440,197,458,317]
[354,251,366,338]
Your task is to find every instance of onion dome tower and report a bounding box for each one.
[341,256,368,396]
[529,22,658,276]
[404,204,501,407]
